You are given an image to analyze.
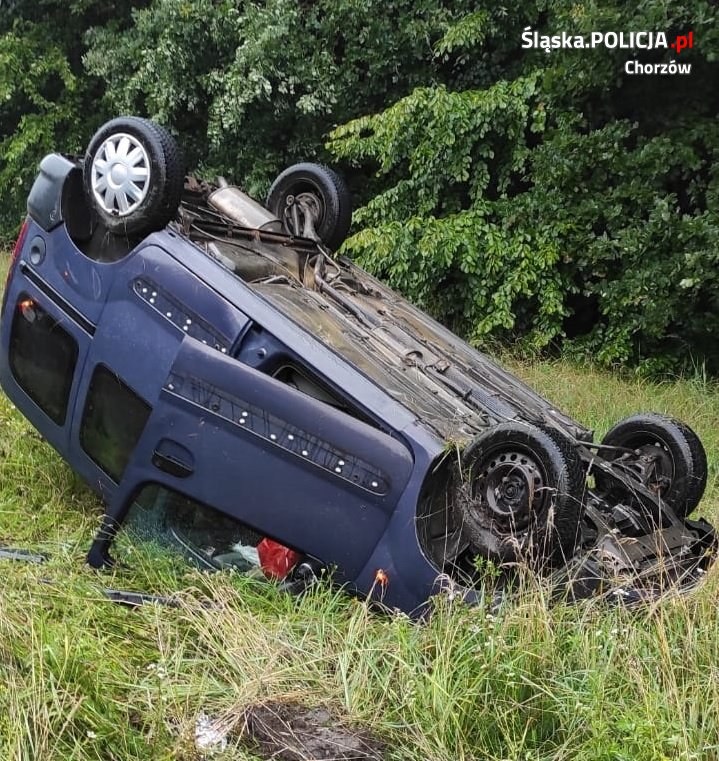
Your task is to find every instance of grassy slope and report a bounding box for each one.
[1,304,718,759]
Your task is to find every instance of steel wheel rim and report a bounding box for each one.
[91,133,151,217]
[472,449,546,533]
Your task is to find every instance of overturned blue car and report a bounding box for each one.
[1,116,714,614]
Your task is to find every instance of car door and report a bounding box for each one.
[88,335,415,582]
[0,225,99,459]
[69,242,253,501]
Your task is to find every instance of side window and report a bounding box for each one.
[118,484,262,571]
[273,365,348,409]
[80,365,151,481]
[272,363,380,430]
[9,295,78,425]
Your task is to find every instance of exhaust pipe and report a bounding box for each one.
[208,178,282,232]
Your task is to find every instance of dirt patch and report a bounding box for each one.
[242,701,387,761]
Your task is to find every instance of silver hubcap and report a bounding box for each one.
[91,133,150,216]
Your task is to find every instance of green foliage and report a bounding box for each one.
[2,0,718,369]
[0,2,144,242]
[328,1,719,372]
[516,118,719,370]
[331,77,565,348]
[84,0,475,197]
[0,30,78,239]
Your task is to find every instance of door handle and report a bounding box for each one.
[151,450,194,478]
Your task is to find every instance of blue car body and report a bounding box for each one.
[1,153,714,614]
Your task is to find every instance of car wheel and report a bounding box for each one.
[84,116,184,236]
[266,163,352,250]
[455,422,584,567]
[596,413,707,517]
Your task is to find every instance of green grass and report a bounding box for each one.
[2,347,719,758]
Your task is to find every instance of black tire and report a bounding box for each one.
[84,116,184,236]
[596,413,707,517]
[454,422,584,567]
[266,162,352,250]
[129,116,185,223]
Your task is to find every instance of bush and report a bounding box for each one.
[83,0,476,197]
[328,1,719,372]
[2,0,718,372]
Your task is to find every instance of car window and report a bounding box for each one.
[80,365,151,481]
[116,483,262,571]
[9,295,78,425]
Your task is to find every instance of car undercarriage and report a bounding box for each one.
[174,175,718,605]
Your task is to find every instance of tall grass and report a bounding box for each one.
[1,352,718,759]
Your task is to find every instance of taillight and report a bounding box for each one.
[3,217,29,312]
[11,218,29,261]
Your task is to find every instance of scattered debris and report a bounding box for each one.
[0,545,47,563]
[195,712,229,756]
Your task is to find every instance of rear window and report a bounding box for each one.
[9,295,78,425]
[80,365,151,481]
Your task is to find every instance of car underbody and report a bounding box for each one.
[174,178,718,605]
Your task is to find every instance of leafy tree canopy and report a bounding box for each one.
[328,1,719,372]
[0,0,146,238]
[84,0,476,195]
[1,0,717,371]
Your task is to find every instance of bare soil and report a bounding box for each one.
[243,701,387,761]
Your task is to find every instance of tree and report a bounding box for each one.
[84,0,475,195]
[0,1,146,241]
[3,0,718,372]
[328,1,719,372]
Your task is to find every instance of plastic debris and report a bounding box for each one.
[195,712,228,755]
